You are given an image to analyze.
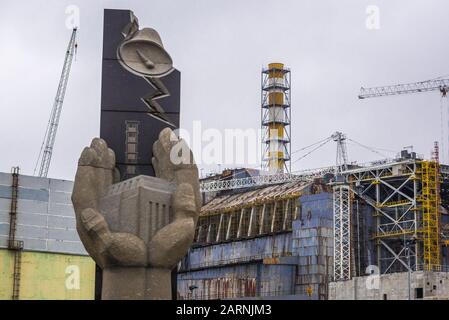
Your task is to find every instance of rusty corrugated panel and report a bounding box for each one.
[181,233,292,270]
[177,262,297,300]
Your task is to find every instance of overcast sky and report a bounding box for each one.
[1,0,449,180]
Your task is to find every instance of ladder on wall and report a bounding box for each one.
[12,250,23,300]
[8,167,23,300]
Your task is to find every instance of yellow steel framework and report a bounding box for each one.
[418,160,441,270]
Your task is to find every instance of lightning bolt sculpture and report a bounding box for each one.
[142,76,175,127]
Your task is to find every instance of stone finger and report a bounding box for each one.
[147,217,195,269]
[152,140,163,163]
[152,157,161,178]
[173,183,197,219]
[81,208,110,234]
[152,140,174,181]
[158,127,178,154]
[80,208,112,255]
[105,148,116,169]
[107,233,147,266]
[78,147,97,166]
[171,138,195,168]
[91,138,108,164]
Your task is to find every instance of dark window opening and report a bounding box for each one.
[383,294,387,300]
[307,210,312,220]
[415,287,424,299]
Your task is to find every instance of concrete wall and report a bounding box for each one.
[0,249,95,300]
[292,193,333,299]
[329,271,449,300]
[0,172,87,255]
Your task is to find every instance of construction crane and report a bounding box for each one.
[34,28,78,177]
[359,77,449,163]
[358,78,449,99]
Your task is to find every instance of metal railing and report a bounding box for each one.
[8,240,24,250]
[200,166,336,193]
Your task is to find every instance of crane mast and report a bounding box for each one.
[35,28,77,177]
[332,131,349,172]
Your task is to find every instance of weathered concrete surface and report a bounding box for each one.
[329,271,449,300]
[72,128,200,299]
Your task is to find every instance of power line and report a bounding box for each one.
[201,136,334,179]
[290,136,332,155]
[347,138,390,159]
[291,137,333,165]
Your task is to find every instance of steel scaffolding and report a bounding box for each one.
[419,161,440,269]
[333,184,351,281]
[334,158,443,275]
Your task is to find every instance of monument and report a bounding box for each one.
[72,10,197,300]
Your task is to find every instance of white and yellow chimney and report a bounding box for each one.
[262,63,291,173]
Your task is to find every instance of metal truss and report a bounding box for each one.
[378,239,414,273]
[341,158,445,273]
[359,78,449,99]
[36,29,77,178]
[200,166,336,193]
[345,159,419,273]
[333,184,351,281]
[420,161,441,269]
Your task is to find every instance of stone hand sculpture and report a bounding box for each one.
[72,128,200,299]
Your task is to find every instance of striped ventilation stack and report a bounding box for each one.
[261,63,291,173]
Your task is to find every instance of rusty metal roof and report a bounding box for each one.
[201,180,313,215]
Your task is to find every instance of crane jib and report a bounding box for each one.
[34,29,77,178]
